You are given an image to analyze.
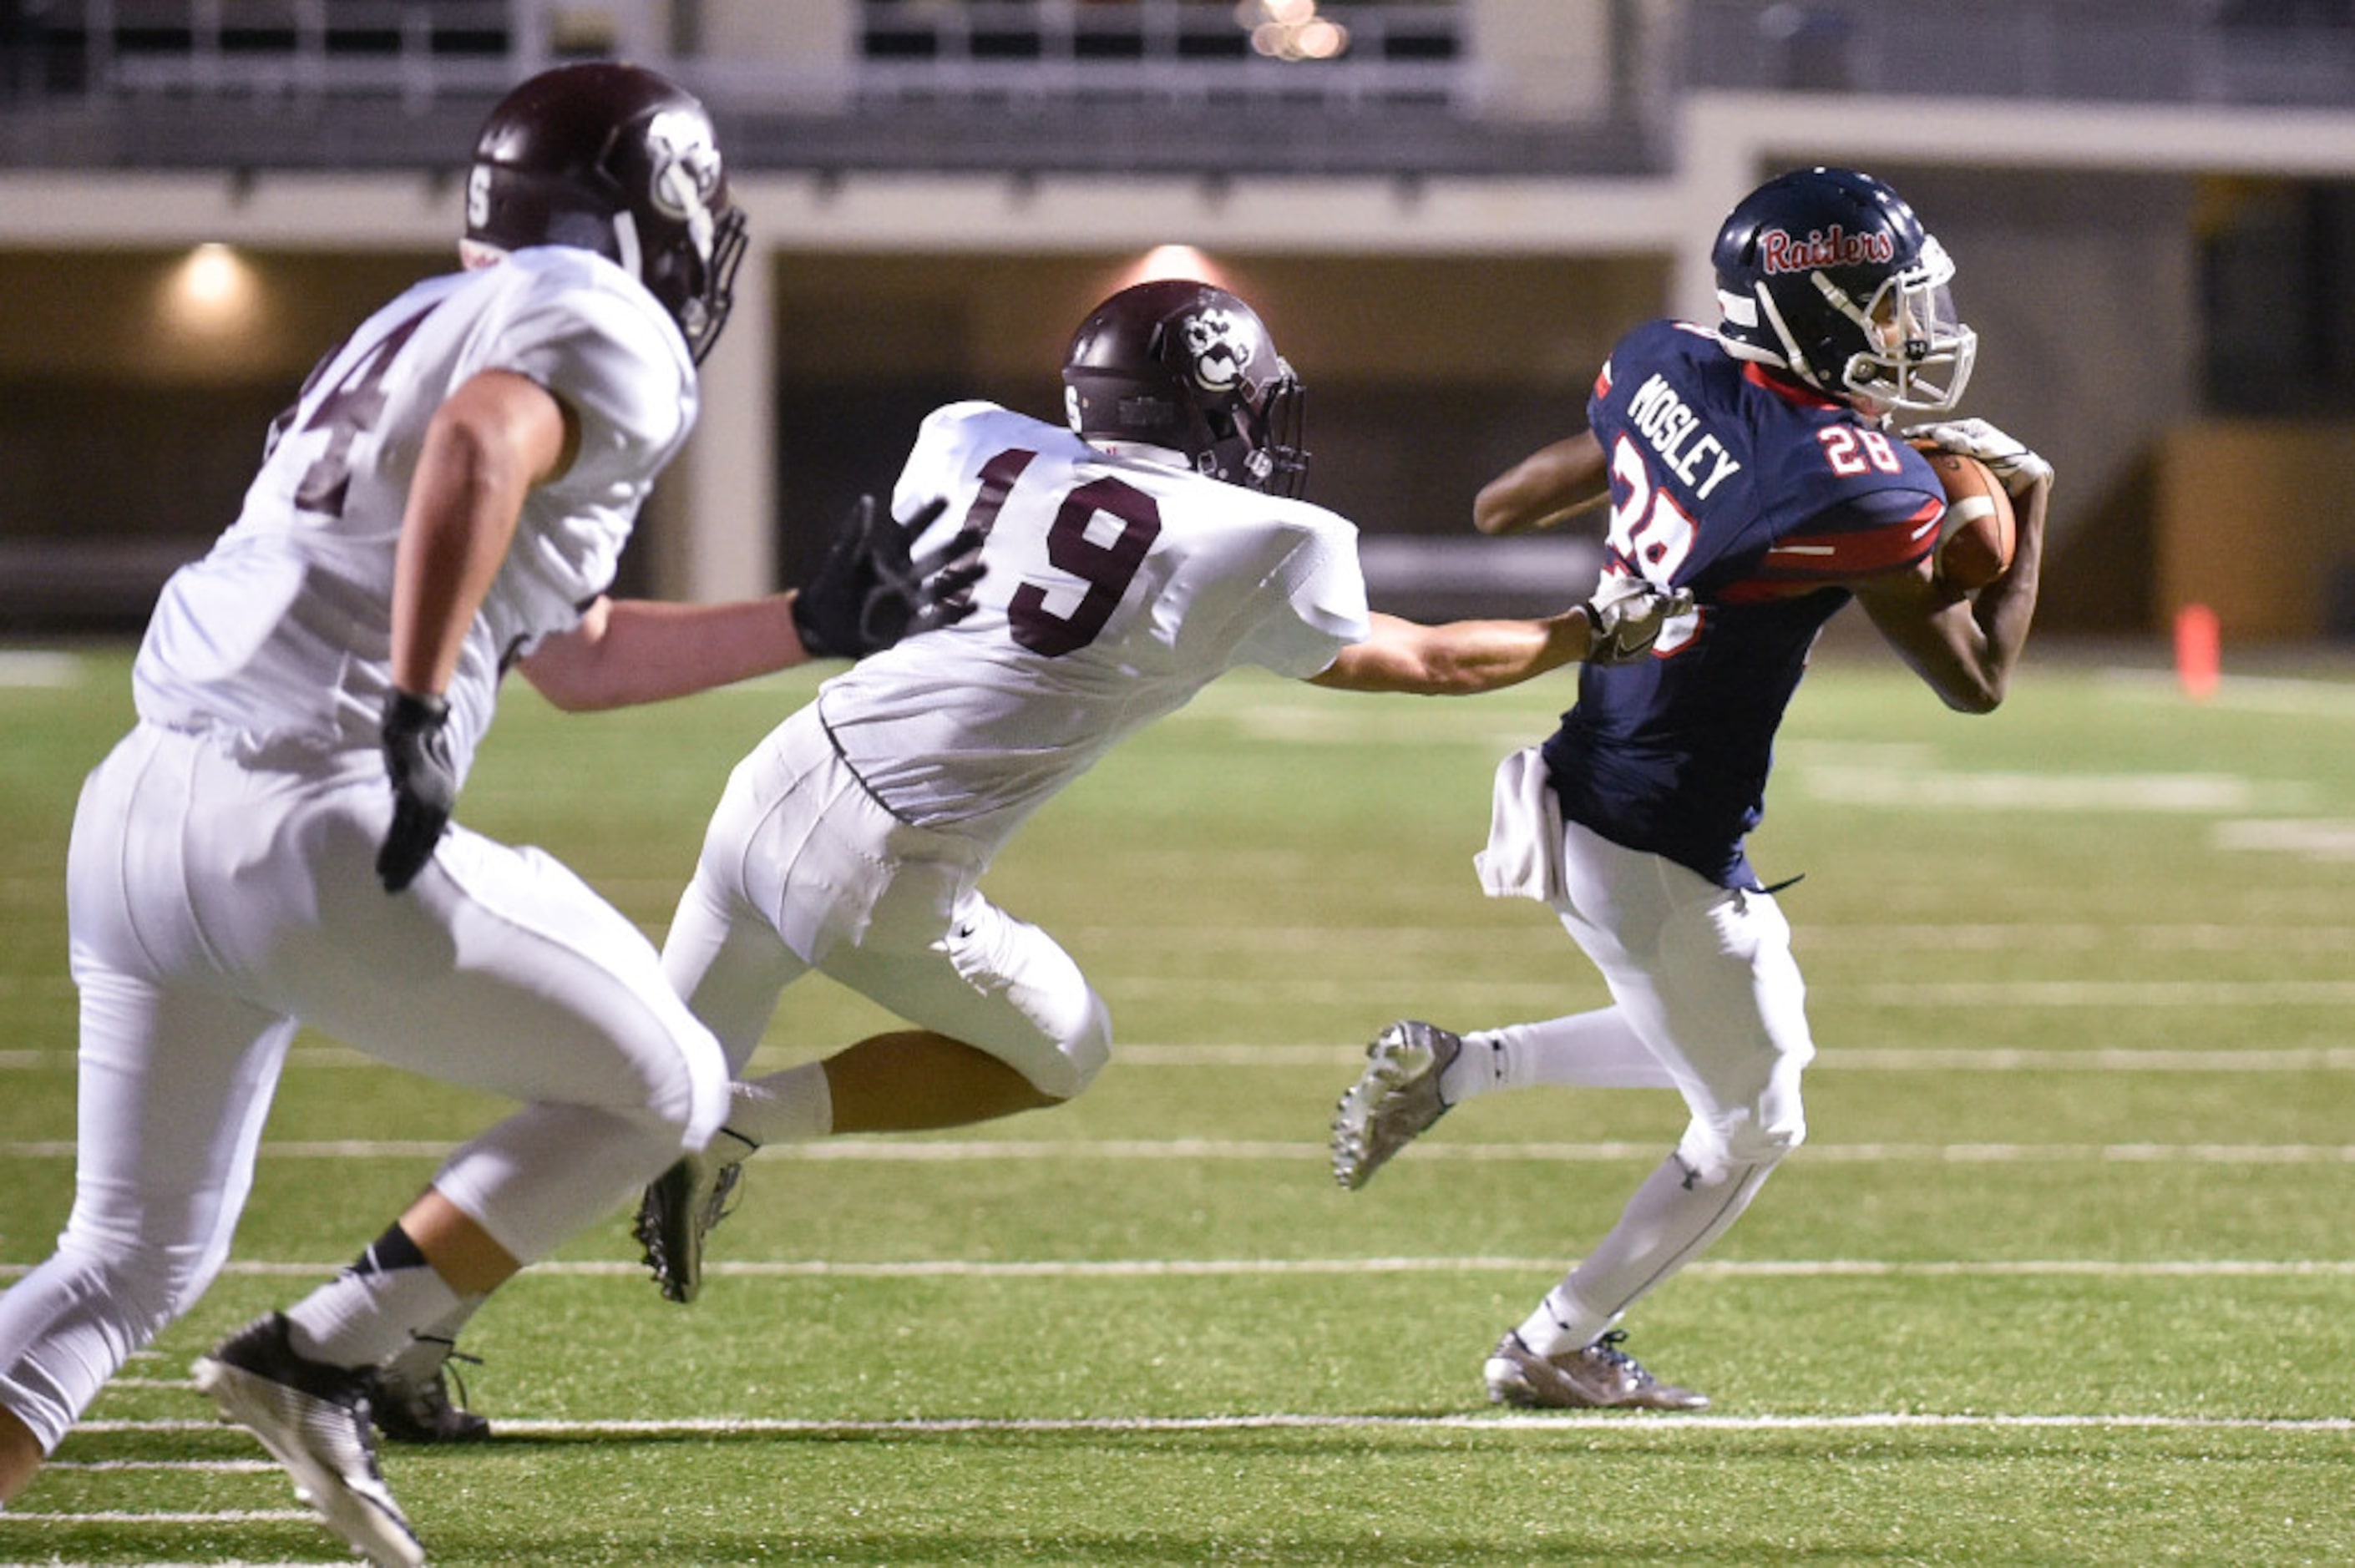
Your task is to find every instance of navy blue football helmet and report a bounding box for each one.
[1061,279,1309,498]
[463,63,748,364]
[1711,166,1975,412]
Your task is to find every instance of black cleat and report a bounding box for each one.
[370,1333,490,1445]
[192,1313,426,1566]
[633,1127,758,1304]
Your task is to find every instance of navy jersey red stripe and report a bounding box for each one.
[1542,319,1946,888]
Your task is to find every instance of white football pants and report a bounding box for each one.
[0,722,729,1452]
[1502,814,1814,1339]
[661,704,1112,1095]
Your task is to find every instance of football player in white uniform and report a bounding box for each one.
[307,276,1685,1412]
[0,63,973,1568]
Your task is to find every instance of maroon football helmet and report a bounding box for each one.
[1061,279,1309,498]
[462,62,748,363]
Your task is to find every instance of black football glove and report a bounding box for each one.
[790,494,986,660]
[377,688,457,894]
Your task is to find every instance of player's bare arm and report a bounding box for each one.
[1473,430,1609,535]
[1309,609,1593,695]
[390,368,574,695]
[519,493,984,711]
[1309,575,1689,696]
[519,592,808,711]
[1852,466,2049,714]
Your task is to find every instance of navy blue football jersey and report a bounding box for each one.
[1542,319,1947,889]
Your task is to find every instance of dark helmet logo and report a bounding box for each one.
[1180,307,1255,395]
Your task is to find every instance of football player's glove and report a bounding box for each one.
[1581,574,1694,665]
[377,689,457,894]
[1902,417,2053,498]
[791,495,985,660]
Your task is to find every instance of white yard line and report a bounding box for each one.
[4,1041,2353,1071]
[8,1257,2352,1283]
[42,1458,274,1473]
[0,650,82,688]
[0,1507,316,1524]
[6,1136,2355,1163]
[39,1412,2354,1443]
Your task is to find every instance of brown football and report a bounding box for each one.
[1917,448,2016,591]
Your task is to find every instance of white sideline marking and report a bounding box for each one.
[0,650,82,688]
[1800,763,2286,812]
[8,1257,2352,1283]
[1104,975,2355,1007]
[9,1041,2355,1072]
[43,1458,274,1473]
[1114,1044,2355,1071]
[1843,979,2355,1007]
[463,1256,2355,1282]
[0,1508,315,1524]
[7,1136,2355,1164]
[2213,818,2355,861]
[2104,666,2355,720]
[48,1412,2355,1440]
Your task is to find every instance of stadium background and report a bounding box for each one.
[4,0,2355,647]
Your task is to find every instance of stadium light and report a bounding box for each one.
[163,242,261,335]
[1118,245,1228,291]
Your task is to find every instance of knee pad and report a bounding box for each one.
[1015,988,1112,1101]
[0,1240,210,1448]
[1676,1105,1806,1188]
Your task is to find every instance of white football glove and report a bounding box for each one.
[1581,573,1694,665]
[1902,417,2054,498]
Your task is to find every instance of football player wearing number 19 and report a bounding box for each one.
[358,275,1688,1399]
[0,63,975,1568]
[1329,166,2056,1413]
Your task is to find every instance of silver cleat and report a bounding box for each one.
[1329,1019,1462,1191]
[1484,1330,1710,1412]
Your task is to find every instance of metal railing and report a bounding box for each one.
[9,1,2355,176]
[8,1,1472,109]
[850,2,1471,109]
[1683,0,2355,107]
[19,0,519,104]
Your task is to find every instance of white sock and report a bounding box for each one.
[1439,1030,1507,1105]
[1517,1282,1610,1358]
[377,1298,486,1380]
[1534,1151,1775,1353]
[1441,1012,1675,1105]
[722,1063,832,1146]
[284,1224,464,1371]
[1489,1012,1679,1091]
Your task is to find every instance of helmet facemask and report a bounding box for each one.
[1231,371,1309,499]
[1818,235,1976,413]
[624,200,747,366]
[613,104,746,364]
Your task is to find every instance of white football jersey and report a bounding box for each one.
[132,246,696,780]
[819,402,1372,836]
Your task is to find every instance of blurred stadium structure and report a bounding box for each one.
[5,1,2355,636]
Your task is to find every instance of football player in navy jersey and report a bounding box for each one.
[1330,166,2054,1411]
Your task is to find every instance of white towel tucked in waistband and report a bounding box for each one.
[1473,746,1566,904]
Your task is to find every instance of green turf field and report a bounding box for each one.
[3,643,2351,1565]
